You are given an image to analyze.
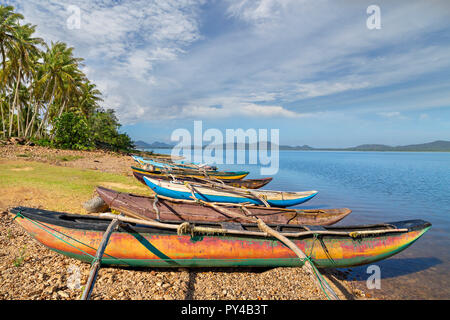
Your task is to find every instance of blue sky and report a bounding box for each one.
[6,0,450,147]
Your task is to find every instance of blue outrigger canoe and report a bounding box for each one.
[143,176,318,208]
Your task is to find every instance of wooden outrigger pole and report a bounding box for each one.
[80,218,119,300]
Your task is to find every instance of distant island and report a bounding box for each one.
[279,140,450,152]
[134,141,175,149]
[134,140,450,152]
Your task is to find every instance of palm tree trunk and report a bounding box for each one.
[8,102,14,137]
[9,65,22,137]
[8,100,13,138]
[25,80,51,138]
[49,99,67,139]
[25,96,32,135]
[25,100,40,139]
[0,101,5,138]
[0,45,6,71]
[57,99,67,118]
[37,81,56,138]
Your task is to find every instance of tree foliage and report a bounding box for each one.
[0,5,134,152]
[52,112,92,150]
[88,108,135,152]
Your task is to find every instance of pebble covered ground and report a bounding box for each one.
[0,143,368,300]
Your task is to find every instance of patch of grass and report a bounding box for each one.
[78,286,86,299]
[7,229,13,240]
[56,155,84,162]
[16,153,32,158]
[0,160,147,212]
[13,246,27,267]
[41,154,84,162]
[1,160,141,194]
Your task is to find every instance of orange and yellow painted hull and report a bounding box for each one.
[12,208,431,268]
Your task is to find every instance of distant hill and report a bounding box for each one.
[280,140,450,152]
[134,141,174,149]
[280,145,315,150]
[388,140,450,152]
[135,140,450,152]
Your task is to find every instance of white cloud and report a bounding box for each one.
[226,0,295,23]
[134,96,308,121]
[294,81,371,99]
[378,111,401,118]
[8,0,450,124]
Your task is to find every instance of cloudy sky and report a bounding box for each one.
[6,0,450,147]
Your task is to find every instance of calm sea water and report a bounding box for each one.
[150,149,450,299]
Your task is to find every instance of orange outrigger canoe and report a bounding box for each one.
[11,207,431,268]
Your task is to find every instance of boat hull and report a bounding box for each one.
[132,155,217,171]
[11,207,431,269]
[96,186,351,226]
[132,168,272,189]
[132,166,249,181]
[143,176,318,207]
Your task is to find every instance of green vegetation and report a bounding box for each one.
[88,109,135,152]
[0,5,134,152]
[52,112,92,150]
[16,153,31,157]
[13,246,26,267]
[55,155,84,162]
[0,160,145,197]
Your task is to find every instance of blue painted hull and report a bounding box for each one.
[143,177,317,208]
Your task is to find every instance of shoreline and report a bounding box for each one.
[0,144,367,300]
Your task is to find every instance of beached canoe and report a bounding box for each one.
[131,166,272,189]
[132,155,217,171]
[143,176,318,207]
[96,186,350,226]
[132,165,250,181]
[10,206,431,268]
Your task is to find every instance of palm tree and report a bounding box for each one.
[8,23,43,137]
[1,5,23,138]
[77,80,103,118]
[1,5,119,148]
[0,5,23,70]
[33,41,84,137]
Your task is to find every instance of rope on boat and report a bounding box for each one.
[183,180,271,208]
[177,222,191,236]
[176,222,227,236]
[152,195,160,220]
